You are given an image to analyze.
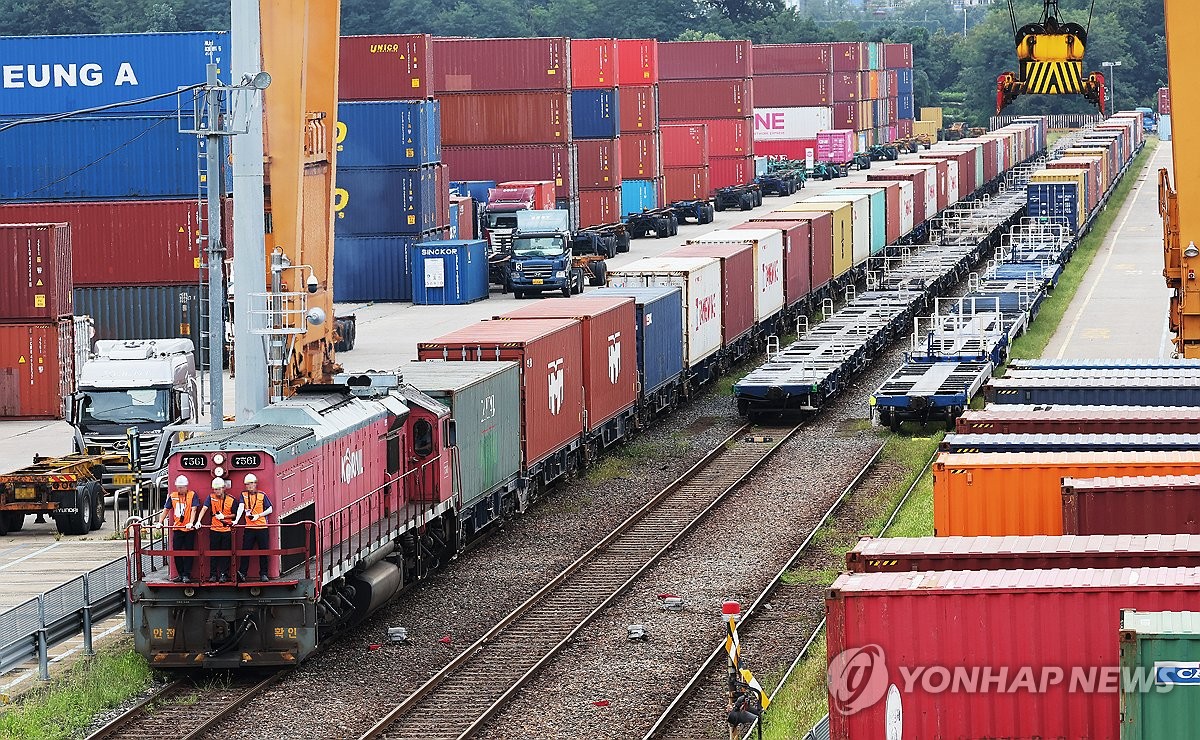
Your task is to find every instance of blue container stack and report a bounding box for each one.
[334,97,456,302]
[571,89,620,139]
[897,68,916,121]
[620,180,658,217]
[409,240,490,305]
[1026,182,1082,232]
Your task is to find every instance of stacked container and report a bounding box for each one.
[616,39,663,216]
[658,41,753,191]
[661,123,710,202]
[572,38,622,227]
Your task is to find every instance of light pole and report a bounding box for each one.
[1102,61,1122,114]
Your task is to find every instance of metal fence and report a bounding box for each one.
[0,557,128,681]
[990,114,1104,131]
[803,714,831,740]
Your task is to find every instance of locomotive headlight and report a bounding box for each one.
[212,454,225,466]
[214,466,225,478]
[184,588,196,597]
[250,587,262,597]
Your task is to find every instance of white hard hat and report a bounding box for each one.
[212,478,226,489]
[244,473,258,484]
[174,475,189,487]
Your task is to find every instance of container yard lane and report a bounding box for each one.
[1046,141,1172,358]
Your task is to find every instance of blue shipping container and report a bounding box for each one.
[450,180,497,203]
[333,235,422,302]
[73,284,201,360]
[571,89,619,140]
[896,68,914,93]
[898,94,915,121]
[336,100,441,168]
[334,166,438,236]
[0,32,227,117]
[448,203,460,239]
[410,240,489,305]
[620,179,658,217]
[0,115,209,201]
[1027,182,1081,232]
[590,286,684,397]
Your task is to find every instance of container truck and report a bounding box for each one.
[505,210,607,298]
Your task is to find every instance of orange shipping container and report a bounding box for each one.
[934,451,1200,537]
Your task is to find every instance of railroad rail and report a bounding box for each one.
[643,444,936,740]
[360,422,804,740]
[85,671,284,740]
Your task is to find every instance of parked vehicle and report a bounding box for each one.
[504,210,605,297]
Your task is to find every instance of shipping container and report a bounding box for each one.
[942,432,1200,453]
[0,319,73,419]
[957,405,1200,436]
[832,71,860,102]
[752,107,831,142]
[620,179,659,217]
[440,91,568,146]
[658,79,750,120]
[409,240,489,305]
[0,223,71,322]
[588,286,684,400]
[449,195,475,240]
[831,102,858,130]
[333,166,438,236]
[752,75,831,108]
[660,124,709,168]
[827,187,887,253]
[339,34,433,100]
[815,129,854,163]
[686,229,785,323]
[620,132,659,180]
[662,243,754,344]
[450,180,496,203]
[658,40,752,81]
[576,138,621,190]
[830,42,866,72]
[577,188,620,227]
[571,88,619,139]
[570,38,616,89]
[702,118,753,158]
[663,167,709,203]
[332,234,420,302]
[709,156,754,190]
[797,195,869,266]
[883,42,912,69]
[1063,475,1200,536]
[935,451,1200,537]
[827,567,1200,739]
[1120,610,1200,739]
[335,99,440,168]
[0,116,211,201]
[778,205,850,280]
[607,257,723,367]
[736,219,812,308]
[985,376,1200,406]
[847,534,1200,573]
[752,44,833,75]
[1159,87,1172,116]
[431,37,568,92]
[751,139,817,161]
[73,284,200,356]
[497,296,638,432]
[417,318,584,468]
[618,87,656,133]
[616,39,658,86]
[868,168,931,224]
[0,31,227,117]
[442,145,577,197]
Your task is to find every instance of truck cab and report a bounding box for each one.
[69,339,199,496]
[508,210,588,298]
[481,180,556,256]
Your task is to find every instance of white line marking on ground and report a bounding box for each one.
[0,542,60,571]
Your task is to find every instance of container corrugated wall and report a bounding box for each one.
[440,92,569,146]
[333,235,422,302]
[336,100,441,168]
[0,319,73,419]
[1120,610,1200,739]
[339,34,434,100]
[1062,475,1200,535]
[333,167,439,235]
[73,285,199,358]
[0,223,72,322]
[589,286,684,397]
[432,37,569,92]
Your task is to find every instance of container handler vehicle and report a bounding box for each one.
[995,0,1106,115]
[625,200,714,239]
[755,163,805,196]
[713,183,764,212]
[0,452,122,535]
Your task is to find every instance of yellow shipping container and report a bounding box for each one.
[913,119,939,142]
[919,106,944,131]
[1063,148,1111,192]
[780,201,854,280]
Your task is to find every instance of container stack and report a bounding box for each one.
[1159,86,1172,141]
[616,39,662,217]
[572,38,622,227]
[887,43,915,141]
[0,31,226,353]
[336,34,448,302]
[0,224,75,419]
[659,40,754,191]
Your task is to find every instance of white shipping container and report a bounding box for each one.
[897,180,915,237]
[753,107,833,142]
[1161,114,1172,141]
[945,159,961,206]
[608,256,723,367]
[686,229,786,323]
[802,193,871,268]
[897,163,939,219]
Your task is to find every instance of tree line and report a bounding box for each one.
[0,0,1167,126]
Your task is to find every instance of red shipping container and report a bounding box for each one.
[1159,87,1172,116]
[751,43,833,75]
[709,155,754,190]
[663,167,709,202]
[616,39,658,86]
[753,139,817,161]
[733,220,811,309]
[440,91,568,146]
[662,242,754,344]
[658,40,752,81]
[417,319,583,468]
[832,72,860,102]
[752,74,831,107]
[832,102,858,130]
[0,223,71,322]
[883,42,913,69]
[432,37,568,92]
[704,118,753,157]
[618,87,657,133]
[434,163,450,231]
[658,79,750,120]
[957,406,1200,436]
[759,210,834,293]
[846,534,1200,573]
[443,145,576,195]
[449,195,475,240]
[338,34,434,101]
[620,132,659,180]
[576,138,621,189]
[897,119,913,138]
[571,38,617,89]
[577,188,621,227]
[827,567,1200,739]
[1062,476,1200,535]
[497,296,637,431]
[831,41,866,72]
[498,181,557,211]
[660,124,708,168]
[0,319,73,419]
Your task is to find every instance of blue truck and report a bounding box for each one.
[506,210,608,298]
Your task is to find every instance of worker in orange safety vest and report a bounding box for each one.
[159,475,207,583]
[238,473,274,582]
[206,477,242,583]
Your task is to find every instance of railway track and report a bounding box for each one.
[361,422,803,740]
[643,446,937,740]
[85,671,284,740]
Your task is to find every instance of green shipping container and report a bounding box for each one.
[400,361,522,512]
[867,42,882,71]
[819,188,887,256]
[1120,609,1200,738]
